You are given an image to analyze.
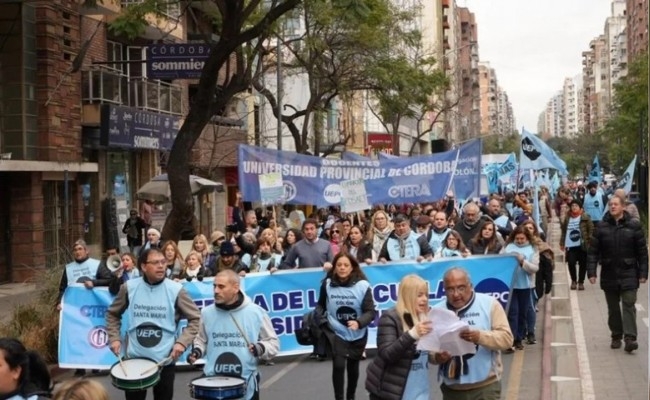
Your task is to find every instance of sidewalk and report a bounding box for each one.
[0,283,38,323]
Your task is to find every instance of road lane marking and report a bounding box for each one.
[635,303,645,312]
[643,317,649,328]
[504,350,524,400]
[260,355,306,389]
[571,279,595,400]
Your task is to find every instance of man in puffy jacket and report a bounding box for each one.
[587,195,648,353]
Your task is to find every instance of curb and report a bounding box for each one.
[541,290,553,400]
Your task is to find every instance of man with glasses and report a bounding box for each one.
[432,267,513,400]
[106,248,200,400]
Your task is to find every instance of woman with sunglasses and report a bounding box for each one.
[329,222,344,256]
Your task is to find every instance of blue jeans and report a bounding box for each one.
[526,289,537,337]
[508,288,532,342]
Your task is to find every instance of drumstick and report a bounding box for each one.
[139,356,172,376]
[230,314,251,347]
[117,354,128,377]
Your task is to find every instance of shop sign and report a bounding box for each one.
[100,104,180,150]
[146,43,211,80]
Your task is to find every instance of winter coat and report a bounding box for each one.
[365,309,429,400]
[587,211,649,291]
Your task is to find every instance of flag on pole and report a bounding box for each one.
[588,154,601,184]
[519,128,568,175]
[616,155,637,194]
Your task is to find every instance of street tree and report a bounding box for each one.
[106,0,302,240]
[253,0,411,155]
[600,51,648,172]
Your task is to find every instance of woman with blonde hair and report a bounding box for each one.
[260,227,284,256]
[366,274,434,400]
[179,250,209,281]
[161,240,184,279]
[52,379,108,400]
[192,234,216,274]
[366,210,392,257]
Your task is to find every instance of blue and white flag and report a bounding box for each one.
[497,153,517,178]
[616,155,637,194]
[451,139,482,200]
[519,129,568,175]
[551,171,561,194]
[239,144,459,206]
[588,155,601,184]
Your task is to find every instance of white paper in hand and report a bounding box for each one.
[417,308,477,356]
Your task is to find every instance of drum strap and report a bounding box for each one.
[245,372,260,397]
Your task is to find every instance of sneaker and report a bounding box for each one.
[264,360,275,366]
[514,341,524,350]
[361,351,367,360]
[73,369,86,377]
[624,338,638,353]
[309,353,318,360]
[610,338,622,349]
[578,283,585,291]
[570,282,577,290]
[526,334,537,345]
[504,347,515,354]
[316,354,327,361]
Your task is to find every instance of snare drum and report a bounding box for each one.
[110,358,160,391]
[189,376,246,400]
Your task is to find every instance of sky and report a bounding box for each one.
[461,0,614,132]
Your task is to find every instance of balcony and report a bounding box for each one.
[121,0,180,20]
[82,67,127,105]
[128,77,183,116]
[443,15,449,29]
[442,0,450,8]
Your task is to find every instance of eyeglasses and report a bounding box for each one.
[332,230,340,233]
[445,285,468,295]
[145,259,166,266]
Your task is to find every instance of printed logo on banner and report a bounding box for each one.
[474,278,510,309]
[80,305,107,318]
[214,353,243,376]
[388,184,431,198]
[618,172,630,189]
[136,323,163,347]
[323,184,342,204]
[283,181,297,202]
[88,326,109,349]
[521,137,541,161]
[569,230,580,242]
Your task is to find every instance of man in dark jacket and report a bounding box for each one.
[454,202,489,245]
[587,195,648,353]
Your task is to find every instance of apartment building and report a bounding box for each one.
[456,7,480,142]
[0,1,244,281]
[478,62,496,135]
[582,35,608,135]
[626,0,649,61]
[604,0,628,107]
[562,75,583,137]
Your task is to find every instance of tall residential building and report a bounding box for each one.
[537,111,547,136]
[604,1,628,107]
[562,75,583,137]
[457,7,480,141]
[582,35,608,134]
[626,0,649,61]
[478,62,497,135]
[442,0,463,144]
[495,88,515,136]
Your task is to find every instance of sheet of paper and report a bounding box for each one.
[416,308,477,356]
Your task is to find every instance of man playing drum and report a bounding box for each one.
[188,269,279,400]
[106,248,201,400]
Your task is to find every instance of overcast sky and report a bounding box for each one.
[461,0,614,132]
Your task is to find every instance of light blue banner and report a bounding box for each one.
[519,129,568,175]
[59,256,518,367]
[238,144,459,206]
[617,155,637,194]
[451,139,482,200]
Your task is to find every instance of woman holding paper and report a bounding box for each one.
[365,274,434,400]
[316,252,376,400]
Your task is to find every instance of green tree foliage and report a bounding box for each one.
[600,51,648,172]
[482,133,520,155]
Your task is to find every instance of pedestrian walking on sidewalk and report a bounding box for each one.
[560,200,593,291]
[587,195,648,353]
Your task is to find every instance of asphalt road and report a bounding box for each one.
[87,348,519,400]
